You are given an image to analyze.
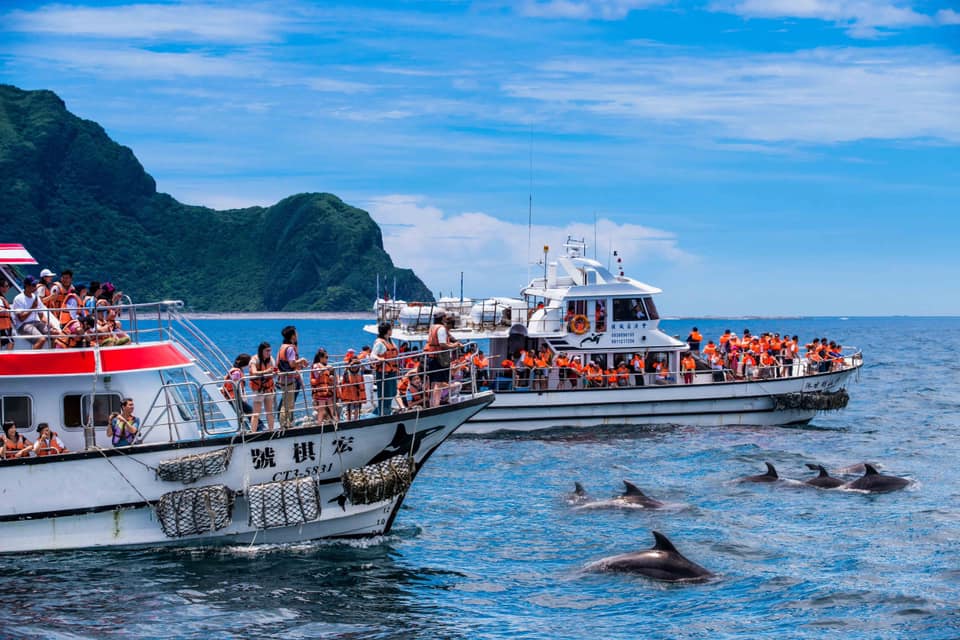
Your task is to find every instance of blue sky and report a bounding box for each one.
[1,0,958,316]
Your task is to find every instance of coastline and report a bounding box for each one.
[183,312,376,320]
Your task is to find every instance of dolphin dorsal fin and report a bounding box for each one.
[574,482,585,495]
[623,481,646,497]
[651,531,678,553]
[864,463,880,475]
[817,465,830,478]
[764,462,778,478]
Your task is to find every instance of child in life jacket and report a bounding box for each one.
[338,358,366,421]
[32,422,68,456]
[310,348,337,425]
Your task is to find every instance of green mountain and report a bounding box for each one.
[0,84,433,311]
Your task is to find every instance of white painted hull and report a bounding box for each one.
[460,369,857,434]
[0,395,492,553]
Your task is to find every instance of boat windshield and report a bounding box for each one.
[612,298,648,322]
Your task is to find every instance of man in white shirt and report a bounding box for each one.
[12,276,58,349]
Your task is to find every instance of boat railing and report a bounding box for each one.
[374,298,571,334]
[473,348,863,392]
[137,345,481,442]
[7,298,233,377]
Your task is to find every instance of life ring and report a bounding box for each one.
[569,314,590,335]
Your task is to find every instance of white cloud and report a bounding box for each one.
[518,0,667,20]
[936,9,960,25]
[502,47,960,143]
[712,0,939,38]
[4,3,291,43]
[364,195,693,296]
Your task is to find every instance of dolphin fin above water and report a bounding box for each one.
[573,482,586,496]
[845,464,910,493]
[620,481,665,508]
[804,464,845,489]
[623,481,648,497]
[741,462,779,483]
[585,530,714,582]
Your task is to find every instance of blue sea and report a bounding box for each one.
[3,317,959,639]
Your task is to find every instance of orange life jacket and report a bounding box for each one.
[630,355,644,371]
[742,354,756,367]
[222,367,245,400]
[501,359,515,370]
[689,330,703,342]
[248,357,276,392]
[35,432,67,457]
[682,356,696,371]
[760,353,775,366]
[3,434,29,459]
[338,371,366,402]
[58,292,82,325]
[703,343,717,358]
[616,365,630,383]
[311,364,335,399]
[555,356,569,368]
[521,351,534,368]
[426,323,445,352]
[374,337,399,372]
[42,283,64,311]
[0,296,11,331]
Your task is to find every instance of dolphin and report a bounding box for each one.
[803,464,845,489]
[740,462,779,483]
[585,531,714,582]
[567,482,589,504]
[619,481,665,508]
[844,464,910,493]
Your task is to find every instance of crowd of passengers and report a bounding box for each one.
[0,269,130,351]
[1,397,138,460]
[220,318,476,433]
[482,327,849,391]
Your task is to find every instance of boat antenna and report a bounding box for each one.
[527,124,533,284]
[460,271,464,305]
[393,276,396,301]
[593,212,598,259]
[376,273,380,301]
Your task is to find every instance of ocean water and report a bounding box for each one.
[2,317,959,639]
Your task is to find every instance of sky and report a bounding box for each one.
[1,0,958,316]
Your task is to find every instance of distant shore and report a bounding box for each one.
[184,312,376,320]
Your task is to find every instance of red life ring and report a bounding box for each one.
[570,314,590,335]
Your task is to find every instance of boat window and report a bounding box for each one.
[1,396,32,430]
[593,299,607,332]
[62,394,123,428]
[613,298,647,322]
[643,297,660,320]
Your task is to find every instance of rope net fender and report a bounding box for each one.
[157,447,232,484]
[341,455,415,506]
[247,476,322,530]
[155,485,234,538]
[772,389,850,412]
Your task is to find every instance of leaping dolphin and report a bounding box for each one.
[844,464,910,493]
[803,464,845,489]
[585,531,714,582]
[740,462,779,483]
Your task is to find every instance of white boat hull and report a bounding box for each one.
[460,369,857,434]
[0,395,492,553]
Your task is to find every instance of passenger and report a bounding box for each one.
[84,281,101,316]
[630,352,645,386]
[569,355,584,388]
[12,275,60,349]
[585,361,604,388]
[516,349,534,388]
[0,279,13,351]
[499,355,516,391]
[702,340,717,360]
[370,322,399,416]
[339,358,366,421]
[533,348,550,391]
[277,325,309,429]
[616,361,630,387]
[309,348,337,425]
[604,366,617,388]
[248,341,277,432]
[36,268,57,306]
[594,300,606,332]
[396,362,424,410]
[718,330,732,354]
[759,351,776,379]
[424,312,462,407]
[107,398,139,447]
[555,352,572,389]
[681,352,697,384]
[741,351,756,379]
[57,313,95,348]
[222,353,254,416]
[1,421,32,459]
[709,351,726,382]
[472,349,490,389]
[99,308,131,346]
[686,327,703,352]
[47,269,73,313]
[32,422,68,456]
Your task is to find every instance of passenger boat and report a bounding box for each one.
[368,238,862,434]
[0,245,493,553]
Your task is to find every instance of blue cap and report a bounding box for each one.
[23,275,38,287]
